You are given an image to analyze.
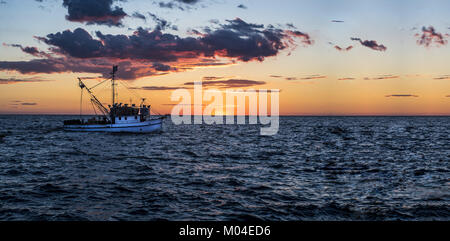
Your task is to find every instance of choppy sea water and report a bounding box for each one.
[0,115,448,221]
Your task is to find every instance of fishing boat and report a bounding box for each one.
[63,66,164,133]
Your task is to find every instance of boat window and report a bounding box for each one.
[125,117,127,120]
[119,117,121,120]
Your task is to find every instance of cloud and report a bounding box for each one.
[331,20,344,23]
[285,77,297,80]
[334,45,353,51]
[148,13,174,30]
[237,4,247,9]
[3,43,48,57]
[284,30,313,46]
[176,0,201,4]
[416,26,447,47]
[270,75,324,81]
[132,12,146,21]
[372,75,400,80]
[338,77,355,80]
[158,2,176,9]
[351,37,387,51]
[0,77,50,84]
[385,94,419,98]
[269,75,283,78]
[434,75,450,80]
[158,0,203,11]
[184,79,266,88]
[202,76,224,80]
[10,100,38,106]
[300,75,326,80]
[62,0,127,27]
[0,18,311,80]
[43,18,311,62]
[152,62,176,71]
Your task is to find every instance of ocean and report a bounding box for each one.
[0,115,448,220]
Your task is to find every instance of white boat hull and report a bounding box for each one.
[63,118,163,133]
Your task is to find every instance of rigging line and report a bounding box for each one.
[89,78,110,90]
[117,81,142,103]
[117,80,164,116]
[96,81,110,103]
[120,79,143,99]
[116,80,163,116]
[90,99,98,116]
[118,80,142,100]
[80,88,83,119]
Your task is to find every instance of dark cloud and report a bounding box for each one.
[158,2,176,9]
[209,19,220,25]
[62,0,127,27]
[237,4,247,9]
[184,79,266,88]
[148,13,172,30]
[334,45,353,51]
[286,23,296,29]
[42,19,310,63]
[152,62,175,71]
[21,102,38,106]
[331,20,344,23]
[385,94,419,98]
[1,18,311,80]
[416,26,447,47]
[43,28,104,58]
[41,19,309,62]
[0,59,64,74]
[434,75,450,80]
[158,0,202,10]
[351,37,387,51]
[269,75,283,78]
[300,75,326,80]
[132,12,146,21]
[338,77,355,80]
[202,76,224,80]
[0,77,49,84]
[372,75,399,80]
[176,0,200,4]
[270,75,323,81]
[0,57,162,80]
[3,43,48,57]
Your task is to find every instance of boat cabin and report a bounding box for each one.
[109,103,151,124]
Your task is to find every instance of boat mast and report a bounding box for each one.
[111,65,118,106]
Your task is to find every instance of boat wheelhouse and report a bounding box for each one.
[63,66,164,133]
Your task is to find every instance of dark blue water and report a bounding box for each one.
[0,115,448,220]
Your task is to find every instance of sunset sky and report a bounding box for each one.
[0,0,449,115]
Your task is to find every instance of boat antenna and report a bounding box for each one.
[111,65,118,106]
